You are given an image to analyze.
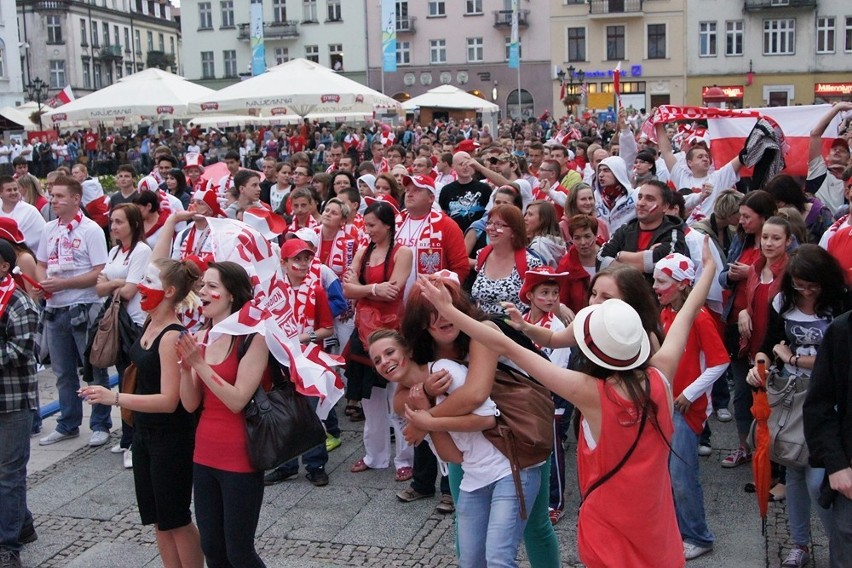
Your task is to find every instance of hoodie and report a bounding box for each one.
[529,234,567,268]
[594,155,638,234]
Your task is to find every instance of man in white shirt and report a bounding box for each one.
[807,102,852,217]
[35,175,112,447]
[0,142,11,175]
[0,176,45,251]
[71,163,105,207]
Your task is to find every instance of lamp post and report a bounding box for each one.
[556,65,585,116]
[25,77,47,131]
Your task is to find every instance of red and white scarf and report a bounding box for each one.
[290,259,323,332]
[49,211,83,267]
[399,210,446,275]
[641,105,784,146]
[323,229,356,278]
[0,274,17,319]
[287,215,319,234]
[178,225,213,263]
[523,311,555,351]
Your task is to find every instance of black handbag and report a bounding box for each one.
[242,342,326,471]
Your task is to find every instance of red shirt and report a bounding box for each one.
[84,133,98,151]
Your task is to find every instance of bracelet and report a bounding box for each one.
[114,392,120,407]
[788,354,795,366]
[371,283,377,296]
[794,355,800,369]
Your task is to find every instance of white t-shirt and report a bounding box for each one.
[269,184,288,212]
[170,223,214,260]
[102,242,152,326]
[676,162,739,225]
[1,200,45,251]
[37,215,109,308]
[431,359,510,493]
[809,156,846,217]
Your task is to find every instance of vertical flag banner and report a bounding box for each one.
[613,61,623,111]
[508,0,520,69]
[250,0,265,76]
[381,0,397,73]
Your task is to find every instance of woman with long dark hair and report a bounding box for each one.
[176,261,270,568]
[166,168,191,209]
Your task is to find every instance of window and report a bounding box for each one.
[93,63,102,89]
[327,0,341,21]
[465,0,482,14]
[114,25,120,47]
[305,44,319,62]
[396,40,410,65]
[699,22,717,57]
[124,27,130,51]
[647,24,666,59]
[169,36,175,54]
[223,50,237,77]
[134,29,141,53]
[817,16,835,53]
[428,1,445,17]
[395,2,410,31]
[147,31,153,51]
[329,43,343,71]
[504,37,522,61]
[116,65,122,79]
[430,39,446,64]
[763,18,795,55]
[846,17,852,52]
[726,20,743,56]
[103,22,109,45]
[467,37,483,62]
[158,33,164,51]
[82,59,91,89]
[47,15,63,44]
[606,25,624,61]
[0,44,5,79]
[274,47,289,65]
[126,62,134,76]
[567,27,585,62]
[303,0,318,22]
[201,51,215,78]
[105,65,113,86]
[221,0,234,27]
[49,60,66,88]
[80,19,88,46]
[198,2,213,29]
[91,19,99,47]
[272,0,286,23]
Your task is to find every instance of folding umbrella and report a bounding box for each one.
[751,361,772,535]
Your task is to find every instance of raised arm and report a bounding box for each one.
[810,102,852,161]
[655,122,677,173]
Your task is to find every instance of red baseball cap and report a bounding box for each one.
[830,138,850,152]
[402,174,436,195]
[455,139,480,154]
[280,237,315,260]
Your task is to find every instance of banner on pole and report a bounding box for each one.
[508,0,520,69]
[381,0,397,73]
[250,0,265,76]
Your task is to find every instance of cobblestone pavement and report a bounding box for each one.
[21,369,829,567]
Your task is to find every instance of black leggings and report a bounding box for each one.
[193,463,266,568]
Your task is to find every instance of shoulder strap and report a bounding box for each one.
[515,248,528,279]
[475,245,493,272]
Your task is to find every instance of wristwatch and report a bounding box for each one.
[308,331,317,344]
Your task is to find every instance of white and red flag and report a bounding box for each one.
[46,85,75,108]
[613,62,622,112]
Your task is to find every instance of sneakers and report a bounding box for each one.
[325,434,342,452]
[436,494,455,514]
[683,541,712,560]
[549,508,565,525]
[88,431,110,447]
[264,468,298,486]
[716,408,733,422]
[306,469,329,487]
[18,523,37,545]
[781,545,810,567]
[39,430,79,446]
[0,549,22,568]
[396,487,432,503]
[110,443,125,454]
[123,450,133,469]
[721,447,752,468]
[698,443,712,457]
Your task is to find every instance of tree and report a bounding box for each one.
[146,50,176,71]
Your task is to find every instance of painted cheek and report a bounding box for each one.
[210,292,221,300]
[137,285,166,312]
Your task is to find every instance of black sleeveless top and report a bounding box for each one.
[129,323,194,431]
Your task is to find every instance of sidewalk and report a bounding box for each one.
[21,368,828,567]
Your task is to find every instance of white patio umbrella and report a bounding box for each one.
[189,58,401,118]
[44,68,215,126]
[0,101,46,131]
[401,85,500,113]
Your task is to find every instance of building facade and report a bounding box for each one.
[0,0,24,107]
[364,0,552,121]
[16,0,180,98]
[178,0,367,89]
[686,0,852,108]
[549,0,687,114]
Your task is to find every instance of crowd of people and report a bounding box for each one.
[1,100,852,568]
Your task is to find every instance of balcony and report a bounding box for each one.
[395,16,416,34]
[20,0,71,10]
[743,0,815,10]
[237,21,300,40]
[588,0,644,17]
[99,44,124,60]
[493,9,529,28]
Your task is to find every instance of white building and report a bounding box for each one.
[17,0,181,97]
[686,0,852,107]
[0,0,24,108]
[179,0,367,88]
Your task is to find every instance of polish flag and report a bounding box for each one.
[46,85,75,108]
[613,62,622,111]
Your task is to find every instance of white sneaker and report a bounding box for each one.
[683,541,712,560]
[716,408,732,422]
[110,443,124,454]
[123,450,133,469]
[39,430,79,446]
[698,444,712,457]
[88,431,110,447]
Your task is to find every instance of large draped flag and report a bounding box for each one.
[204,216,345,419]
[642,104,844,177]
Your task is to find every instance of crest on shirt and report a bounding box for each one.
[418,250,440,274]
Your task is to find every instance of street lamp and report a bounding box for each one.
[26,77,47,131]
[556,65,584,116]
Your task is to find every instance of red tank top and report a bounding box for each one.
[194,337,257,473]
[576,368,684,568]
[827,223,852,286]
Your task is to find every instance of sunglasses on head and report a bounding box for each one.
[487,157,500,165]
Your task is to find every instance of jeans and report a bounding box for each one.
[786,464,835,547]
[725,323,752,437]
[193,464,266,568]
[831,493,852,568]
[549,395,573,511]
[0,411,34,553]
[45,304,112,435]
[324,407,340,439]
[457,467,541,568]
[410,440,450,496]
[449,460,560,568]
[670,411,714,548]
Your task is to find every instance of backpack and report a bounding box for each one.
[475,245,529,278]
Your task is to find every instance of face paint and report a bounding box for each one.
[210,292,221,299]
[138,264,166,312]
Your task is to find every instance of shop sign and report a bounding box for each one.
[815,83,852,96]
